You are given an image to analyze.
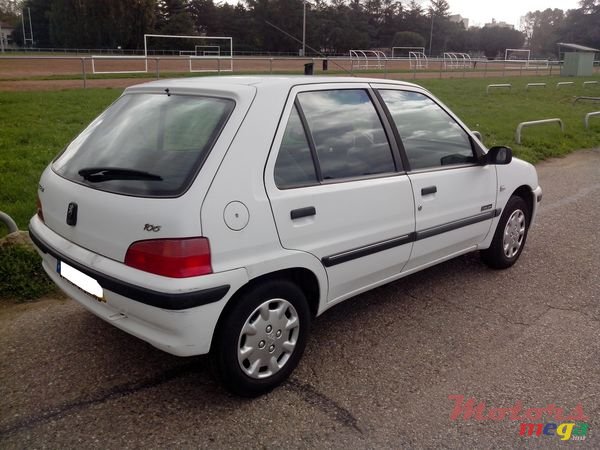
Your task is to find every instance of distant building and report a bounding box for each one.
[449,14,469,29]
[0,21,15,49]
[484,19,514,29]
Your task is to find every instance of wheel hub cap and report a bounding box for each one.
[502,209,526,259]
[237,298,300,379]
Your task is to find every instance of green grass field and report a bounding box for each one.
[1,75,599,236]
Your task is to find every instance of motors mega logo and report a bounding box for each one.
[448,395,589,441]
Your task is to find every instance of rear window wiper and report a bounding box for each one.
[78,167,163,182]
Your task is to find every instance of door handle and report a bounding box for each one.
[421,186,437,195]
[290,206,316,220]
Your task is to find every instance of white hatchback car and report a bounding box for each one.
[30,76,541,396]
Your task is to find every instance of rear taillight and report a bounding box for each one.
[36,194,44,222]
[124,237,212,278]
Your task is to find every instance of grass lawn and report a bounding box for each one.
[418,76,600,163]
[1,75,599,236]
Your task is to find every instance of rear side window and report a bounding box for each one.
[378,90,475,171]
[53,94,234,197]
[274,105,318,189]
[297,89,395,180]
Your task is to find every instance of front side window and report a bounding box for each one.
[378,90,475,171]
[53,94,234,196]
[297,89,395,180]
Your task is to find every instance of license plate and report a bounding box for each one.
[57,260,104,300]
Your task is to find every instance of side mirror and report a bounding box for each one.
[484,146,512,165]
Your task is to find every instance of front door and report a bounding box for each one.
[375,87,497,270]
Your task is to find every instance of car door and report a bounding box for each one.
[374,86,498,271]
[265,84,415,304]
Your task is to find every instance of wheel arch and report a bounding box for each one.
[511,184,534,219]
[211,267,321,351]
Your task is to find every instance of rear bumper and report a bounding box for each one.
[29,216,249,356]
[29,225,229,310]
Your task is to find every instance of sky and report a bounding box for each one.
[433,0,582,29]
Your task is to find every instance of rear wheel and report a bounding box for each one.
[481,195,530,269]
[211,280,311,397]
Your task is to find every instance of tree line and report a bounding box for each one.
[522,1,599,57]
[1,0,598,57]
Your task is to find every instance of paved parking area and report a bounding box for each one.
[1,149,599,449]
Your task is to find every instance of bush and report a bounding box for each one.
[0,242,58,301]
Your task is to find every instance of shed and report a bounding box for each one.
[558,43,599,77]
[0,21,16,51]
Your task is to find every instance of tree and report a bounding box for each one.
[46,0,155,49]
[425,0,453,55]
[479,26,525,58]
[392,31,425,48]
[155,0,194,36]
[521,8,565,57]
[378,0,402,48]
[429,0,450,18]
[188,0,217,35]
[559,0,600,51]
[402,1,429,39]
[0,0,22,24]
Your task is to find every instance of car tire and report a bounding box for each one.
[480,195,530,269]
[210,279,311,397]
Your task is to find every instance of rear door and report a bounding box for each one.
[265,84,415,304]
[374,86,497,270]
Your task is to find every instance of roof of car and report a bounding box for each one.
[127,75,421,92]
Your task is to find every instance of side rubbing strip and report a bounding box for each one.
[322,233,416,267]
[416,209,501,240]
[321,208,501,267]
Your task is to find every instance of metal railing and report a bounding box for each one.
[1,55,599,89]
[584,111,600,129]
[515,119,564,144]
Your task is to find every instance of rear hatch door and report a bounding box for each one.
[40,84,255,262]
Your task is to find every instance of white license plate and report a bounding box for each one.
[57,260,104,300]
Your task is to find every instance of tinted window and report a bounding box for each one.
[274,106,318,189]
[298,90,395,180]
[378,90,475,171]
[53,94,234,196]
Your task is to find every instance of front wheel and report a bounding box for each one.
[480,195,530,269]
[210,280,311,397]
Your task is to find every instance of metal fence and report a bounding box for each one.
[0,55,599,89]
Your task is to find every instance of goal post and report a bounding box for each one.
[504,48,532,70]
[144,34,233,72]
[195,45,220,56]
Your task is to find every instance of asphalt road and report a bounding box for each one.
[1,149,599,449]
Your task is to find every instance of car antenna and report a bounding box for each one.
[265,20,355,77]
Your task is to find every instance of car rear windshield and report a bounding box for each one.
[53,93,234,197]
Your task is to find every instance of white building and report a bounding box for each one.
[449,14,469,29]
[0,21,15,50]
[484,19,514,29]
